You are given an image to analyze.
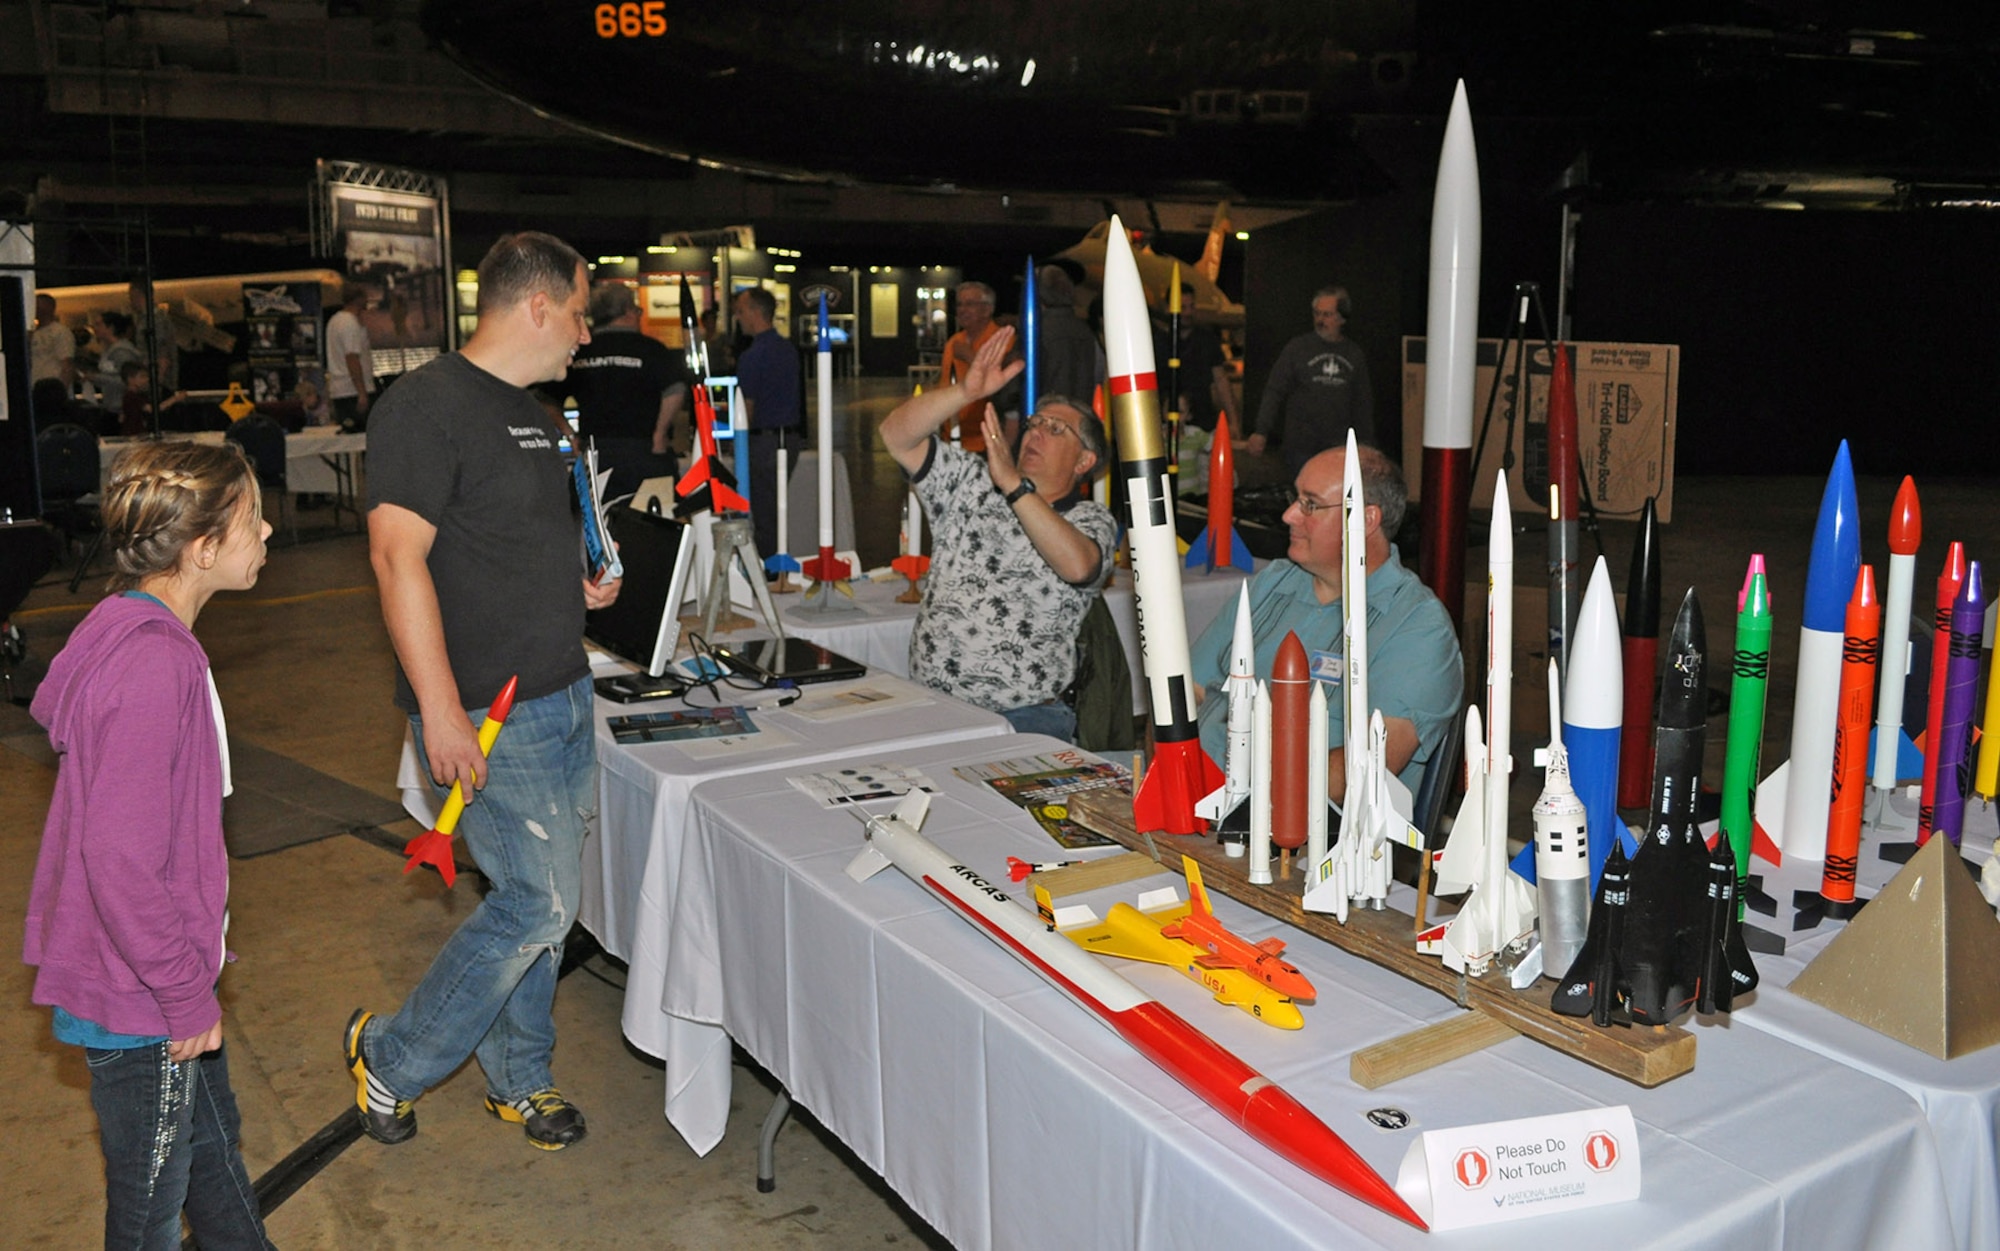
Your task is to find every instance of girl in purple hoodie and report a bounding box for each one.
[24,440,276,1250]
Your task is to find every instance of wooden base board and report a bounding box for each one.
[1065,790,1697,1088]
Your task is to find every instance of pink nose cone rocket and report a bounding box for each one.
[845,792,1425,1229]
[1761,441,1861,866]
[1417,79,1481,627]
[1511,556,1625,891]
[1871,477,1924,792]
[1103,214,1224,835]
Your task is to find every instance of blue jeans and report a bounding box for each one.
[86,1041,271,1250]
[368,674,597,1103]
[1001,699,1078,742]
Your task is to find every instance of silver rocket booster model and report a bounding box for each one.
[1304,429,1421,922]
[1533,659,1592,981]
[1195,582,1256,844]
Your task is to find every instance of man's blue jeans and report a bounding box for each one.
[366,674,597,1103]
[86,1042,271,1250]
[1001,699,1078,742]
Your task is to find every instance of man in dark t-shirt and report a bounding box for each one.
[354,231,620,1156]
[567,283,689,499]
[731,286,802,563]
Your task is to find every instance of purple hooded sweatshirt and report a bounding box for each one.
[24,594,229,1041]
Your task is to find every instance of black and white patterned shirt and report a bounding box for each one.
[907,439,1118,712]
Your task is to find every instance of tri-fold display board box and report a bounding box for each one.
[1401,338,1680,524]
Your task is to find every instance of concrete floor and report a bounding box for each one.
[6,375,1998,1247]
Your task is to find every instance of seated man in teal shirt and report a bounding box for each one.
[1189,442,1462,797]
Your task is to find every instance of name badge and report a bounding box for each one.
[1309,649,1343,684]
[1394,1105,1640,1230]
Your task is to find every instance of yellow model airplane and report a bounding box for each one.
[1045,879,1306,1031]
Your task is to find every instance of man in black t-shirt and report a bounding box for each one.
[353,231,621,1156]
[567,283,689,499]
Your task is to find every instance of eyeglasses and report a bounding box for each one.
[1023,413,1079,441]
[1287,489,1339,517]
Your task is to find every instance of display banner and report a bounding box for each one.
[320,167,451,380]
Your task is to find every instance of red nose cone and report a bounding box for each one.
[1274,631,1310,681]
[488,675,520,724]
[1942,541,1968,596]
[1852,564,1877,609]
[1888,476,1922,555]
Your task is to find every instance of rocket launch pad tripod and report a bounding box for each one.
[1469,281,1607,560]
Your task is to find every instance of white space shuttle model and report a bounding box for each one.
[1418,471,1538,973]
[1303,430,1424,923]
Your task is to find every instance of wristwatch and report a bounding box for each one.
[1002,478,1037,507]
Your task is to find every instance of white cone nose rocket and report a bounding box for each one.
[1424,81,1481,456]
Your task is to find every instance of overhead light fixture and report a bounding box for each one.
[774,264,796,273]
[597,255,628,265]
[645,245,669,254]
[1234,231,1250,241]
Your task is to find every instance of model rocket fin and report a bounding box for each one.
[1551,840,1632,1024]
[1071,901,1196,966]
[1184,526,1256,573]
[1752,759,1788,866]
[1182,856,1215,918]
[1132,740,1227,836]
[1431,707,1486,895]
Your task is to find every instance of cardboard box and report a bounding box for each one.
[1401,339,1679,523]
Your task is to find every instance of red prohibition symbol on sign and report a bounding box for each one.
[1585,1131,1620,1172]
[1453,1148,1491,1190]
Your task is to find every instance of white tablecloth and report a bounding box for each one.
[772,561,1253,715]
[1729,789,2000,1251]
[674,736,1954,1249]
[576,672,1009,1151]
[99,428,365,496]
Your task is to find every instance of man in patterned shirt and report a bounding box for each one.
[881,325,1117,742]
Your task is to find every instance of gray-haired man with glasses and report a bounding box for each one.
[881,324,1116,740]
[1187,442,1460,796]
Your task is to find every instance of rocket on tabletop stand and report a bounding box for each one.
[1101,214,1223,837]
[1871,478,1926,821]
[1417,82,1481,627]
[1793,565,1880,928]
[1751,442,1860,877]
[797,293,857,615]
[765,426,800,593]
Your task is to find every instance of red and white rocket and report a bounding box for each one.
[1103,214,1223,835]
[1416,80,1481,626]
[845,790,1424,1229]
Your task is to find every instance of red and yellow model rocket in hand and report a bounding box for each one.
[403,675,519,888]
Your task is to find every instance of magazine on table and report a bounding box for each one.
[607,705,756,745]
[955,750,1132,850]
[574,438,623,582]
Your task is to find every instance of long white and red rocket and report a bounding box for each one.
[800,293,852,596]
[1417,79,1481,627]
[845,790,1424,1229]
[1103,214,1223,835]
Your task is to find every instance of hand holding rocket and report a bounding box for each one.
[403,675,519,888]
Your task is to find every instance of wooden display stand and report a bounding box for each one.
[1065,790,1697,1088]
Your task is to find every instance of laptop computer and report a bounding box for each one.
[709,637,867,686]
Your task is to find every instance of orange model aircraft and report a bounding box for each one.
[1159,856,1317,1003]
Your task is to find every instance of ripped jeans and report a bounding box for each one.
[367,674,596,1104]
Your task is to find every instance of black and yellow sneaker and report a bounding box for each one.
[484,1088,588,1150]
[343,1009,416,1144]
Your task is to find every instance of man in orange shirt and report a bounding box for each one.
[937,281,1021,452]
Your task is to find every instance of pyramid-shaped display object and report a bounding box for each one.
[1790,833,2000,1059]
